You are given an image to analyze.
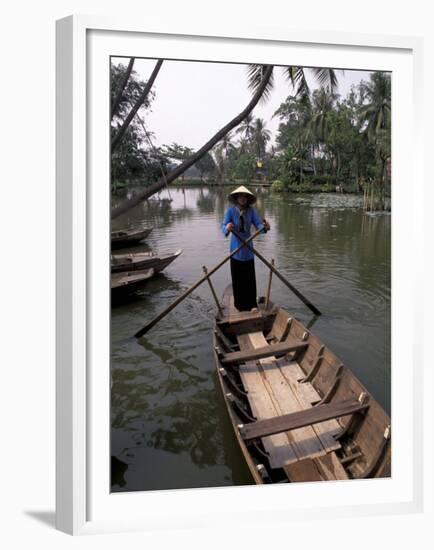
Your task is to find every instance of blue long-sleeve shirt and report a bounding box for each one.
[221,205,265,261]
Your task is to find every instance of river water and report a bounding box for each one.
[111,186,391,492]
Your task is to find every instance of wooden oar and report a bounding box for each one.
[134,227,264,338]
[265,258,275,309]
[231,228,321,316]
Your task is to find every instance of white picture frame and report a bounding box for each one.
[56,15,424,535]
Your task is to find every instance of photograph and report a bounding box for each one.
[109,56,391,492]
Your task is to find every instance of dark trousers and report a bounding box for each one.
[230,258,257,311]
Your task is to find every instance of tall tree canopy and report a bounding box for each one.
[110,63,169,187]
[270,71,390,198]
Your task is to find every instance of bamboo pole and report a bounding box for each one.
[203,265,223,317]
[134,227,264,338]
[231,229,321,316]
[265,259,275,310]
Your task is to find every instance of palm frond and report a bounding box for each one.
[310,67,340,93]
[359,72,391,143]
[247,64,274,103]
[284,67,310,99]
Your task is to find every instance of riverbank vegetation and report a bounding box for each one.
[110,60,391,216]
[270,72,391,211]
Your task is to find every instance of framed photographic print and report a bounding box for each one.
[56,15,424,535]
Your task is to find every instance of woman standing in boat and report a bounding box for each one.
[221,186,270,312]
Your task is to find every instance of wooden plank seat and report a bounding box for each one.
[217,309,277,324]
[221,340,307,366]
[217,309,277,336]
[237,332,340,468]
[239,399,369,441]
[218,310,264,323]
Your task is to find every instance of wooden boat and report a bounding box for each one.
[111,227,153,248]
[214,286,391,484]
[111,268,154,299]
[111,249,182,274]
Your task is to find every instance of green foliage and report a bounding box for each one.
[194,153,215,179]
[307,175,335,186]
[271,179,285,192]
[162,143,194,161]
[247,65,339,102]
[319,183,337,193]
[270,72,391,201]
[251,118,271,158]
[359,72,391,142]
[111,63,154,121]
[232,152,257,181]
[282,180,337,194]
[110,62,170,189]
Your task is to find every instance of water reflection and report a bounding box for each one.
[195,188,215,214]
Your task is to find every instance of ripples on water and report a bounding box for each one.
[111,187,391,492]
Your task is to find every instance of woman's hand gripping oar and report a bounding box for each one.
[230,228,322,316]
[134,227,264,338]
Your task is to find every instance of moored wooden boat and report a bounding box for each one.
[111,227,153,248]
[111,249,182,274]
[214,285,391,484]
[111,268,154,299]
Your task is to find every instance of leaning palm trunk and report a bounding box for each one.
[111,57,135,118]
[111,65,274,219]
[111,59,163,152]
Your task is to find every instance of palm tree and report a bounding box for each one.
[111,59,163,152]
[274,94,314,180]
[359,72,391,142]
[237,137,250,155]
[274,95,313,148]
[288,66,338,96]
[251,118,271,158]
[211,132,235,184]
[112,64,339,219]
[235,113,254,141]
[111,57,135,118]
[308,88,339,176]
[359,72,391,209]
[309,88,338,143]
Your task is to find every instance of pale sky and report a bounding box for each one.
[112,57,375,150]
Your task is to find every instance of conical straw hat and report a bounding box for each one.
[228,185,256,205]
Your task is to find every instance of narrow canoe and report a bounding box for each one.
[111,249,182,274]
[111,227,153,248]
[214,285,391,484]
[111,268,154,299]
